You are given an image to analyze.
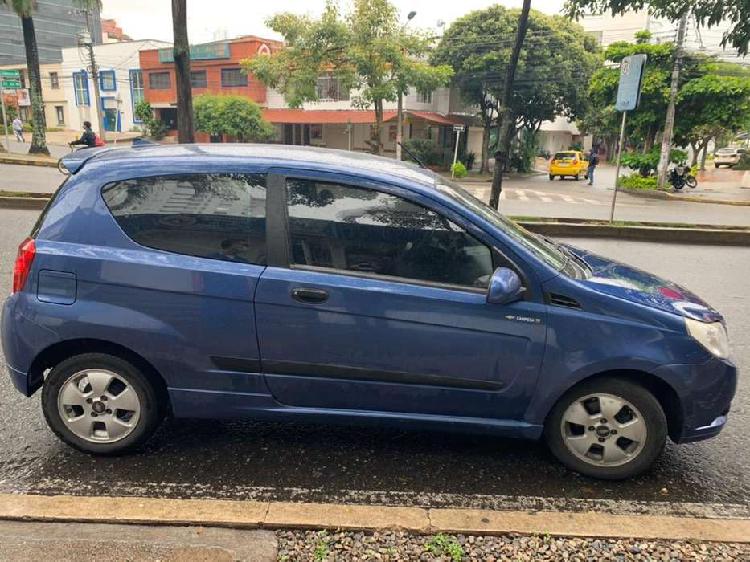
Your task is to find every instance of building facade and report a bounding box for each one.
[139,36,280,138]
[61,39,171,135]
[0,62,69,128]
[0,0,101,66]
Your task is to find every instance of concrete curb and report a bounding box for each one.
[622,187,750,207]
[0,156,58,168]
[520,222,750,245]
[0,196,50,210]
[0,494,748,543]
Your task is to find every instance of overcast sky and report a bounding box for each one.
[101,0,567,44]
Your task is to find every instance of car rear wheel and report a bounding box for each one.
[549,174,555,180]
[42,353,164,455]
[574,172,581,181]
[544,377,667,479]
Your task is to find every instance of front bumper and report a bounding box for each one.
[655,357,737,443]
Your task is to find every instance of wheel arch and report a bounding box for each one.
[541,369,683,442]
[29,338,170,411]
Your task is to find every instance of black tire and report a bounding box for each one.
[544,377,667,480]
[42,353,164,455]
[574,172,581,181]
[715,164,719,168]
[549,174,555,181]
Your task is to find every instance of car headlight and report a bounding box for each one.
[686,318,730,359]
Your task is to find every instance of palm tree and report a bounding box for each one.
[2,0,100,155]
[172,0,194,143]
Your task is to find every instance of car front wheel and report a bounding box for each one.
[42,353,164,455]
[544,377,667,479]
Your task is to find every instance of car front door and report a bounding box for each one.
[255,174,547,421]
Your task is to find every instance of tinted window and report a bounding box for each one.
[149,72,171,89]
[554,152,576,160]
[103,174,266,264]
[287,179,493,288]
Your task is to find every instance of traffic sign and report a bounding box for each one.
[616,54,647,111]
[0,69,22,90]
[453,124,465,133]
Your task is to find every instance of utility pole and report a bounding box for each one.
[80,31,106,142]
[395,10,417,161]
[0,86,9,151]
[656,13,688,189]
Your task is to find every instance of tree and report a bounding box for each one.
[432,6,599,174]
[171,0,194,143]
[193,95,275,142]
[2,0,100,155]
[244,0,452,155]
[564,0,750,55]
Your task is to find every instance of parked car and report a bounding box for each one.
[549,151,589,180]
[714,147,747,168]
[2,145,736,479]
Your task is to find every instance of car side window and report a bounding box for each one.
[102,173,267,265]
[286,178,494,289]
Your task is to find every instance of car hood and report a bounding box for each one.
[566,246,722,323]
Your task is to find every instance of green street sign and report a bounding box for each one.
[0,69,20,78]
[1,79,21,89]
[0,70,21,89]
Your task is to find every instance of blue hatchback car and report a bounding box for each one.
[2,145,736,479]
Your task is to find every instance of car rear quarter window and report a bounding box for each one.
[553,152,576,160]
[286,179,494,289]
[102,173,267,265]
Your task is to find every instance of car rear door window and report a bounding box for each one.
[286,179,493,289]
[102,173,267,264]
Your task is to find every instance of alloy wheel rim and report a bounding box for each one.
[560,393,647,468]
[57,369,141,444]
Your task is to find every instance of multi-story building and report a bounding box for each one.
[0,0,101,66]
[139,36,281,138]
[0,62,69,128]
[581,10,750,66]
[61,39,171,135]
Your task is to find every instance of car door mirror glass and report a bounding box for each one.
[487,267,523,304]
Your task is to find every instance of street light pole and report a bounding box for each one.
[79,31,106,142]
[395,10,417,161]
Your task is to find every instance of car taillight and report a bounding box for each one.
[12,237,36,294]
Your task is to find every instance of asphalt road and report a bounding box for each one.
[0,208,747,517]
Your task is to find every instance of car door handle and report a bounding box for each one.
[291,287,329,304]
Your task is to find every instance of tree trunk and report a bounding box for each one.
[656,13,688,188]
[689,141,699,166]
[489,0,531,209]
[643,126,656,153]
[699,140,709,171]
[370,98,383,155]
[20,16,48,155]
[395,91,403,160]
[172,0,195,144]
[480,124,490,174]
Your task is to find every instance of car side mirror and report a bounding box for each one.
[487,267,524,305]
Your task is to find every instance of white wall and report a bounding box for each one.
[61,39,171,134]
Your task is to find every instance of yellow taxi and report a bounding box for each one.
[549,150,588,181]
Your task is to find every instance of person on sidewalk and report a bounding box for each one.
[586,147,599,186]
[11,117,24,143]
[69,121,97,148]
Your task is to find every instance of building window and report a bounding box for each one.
[416,89,433,104]
[316,75,349,101]
[190,70,207,88]
[55,105,65,125]
[49,72,59,89]
[73,71,90,106]
[149,71,171,90]
[221,68,247,88]
[99,70,116,91]
[129,69,144,122]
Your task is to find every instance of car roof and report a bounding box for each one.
[69,143,438,188]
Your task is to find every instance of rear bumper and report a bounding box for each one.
[655,357,737,443]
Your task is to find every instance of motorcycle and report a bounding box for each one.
[669,163,698,190]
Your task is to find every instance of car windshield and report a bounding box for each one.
[554,152,577,160]
[717,148,737,154]
[430,176,571,272]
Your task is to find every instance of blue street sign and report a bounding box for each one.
[616,54,647,111]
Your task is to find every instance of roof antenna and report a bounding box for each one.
[398,141,426,169]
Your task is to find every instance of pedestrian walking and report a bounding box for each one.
[587,147,599,186]
[11,117,24,143]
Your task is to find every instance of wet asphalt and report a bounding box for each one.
[0,208,747,516]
